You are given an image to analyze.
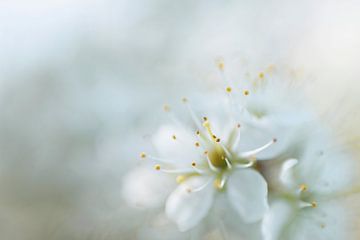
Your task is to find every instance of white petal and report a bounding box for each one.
[165,176,215,232]
[226,169,269,222]
[122,165,174,208]
[279,158,298,189]
[152,125,200,166]
[261,199,295,240]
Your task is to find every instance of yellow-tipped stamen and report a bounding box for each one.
[154,164,161,171]
[232,123,242,150]
[226,86,232,93]
[299,184,308,192]
[172,135,177,140]
[259,72,265,79]
[182,97,202,129]
[195,142,200,147]
[240,138,277,158]
[243,90,250,96]
[140,152,146,159]
[191,161,197,167]
[215,58,225,71]
[311,201,318,208]
[196,130,200,135]
[163,104,171,112]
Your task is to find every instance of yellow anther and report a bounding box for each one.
[195,142,200,147]
[216,138,221,142]
[215,58,225,71]
[172,135,177,140]
[299,184,308,192]
[176,175,186,184]
[140,152,146,158]
[163,104,171,112]
[203,116,208,121]
[243,90,250,96]
[196,130,200,135]
[182,97,188,103]
[154,164,161,171]
[311,201,318,208]
[213,178,223,190]
[259,72,265,79]
[191,162,197,167]
[226,86,232,93]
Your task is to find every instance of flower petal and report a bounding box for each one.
[122,165,174,208]
[165,176,215,232]
[261,199,295,240]
[226,169,269,222]
[279,158,298,189]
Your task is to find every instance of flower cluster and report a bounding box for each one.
[122,60,357,239]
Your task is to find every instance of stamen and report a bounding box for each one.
[225,86,232,93]
[195,142,200,147]
[311,201,318,208]
[215,58,225,71]
[153,164,198,174]
[182,97,202,129]
[259,72,265,79]
[172,134,177,140]
[163,104,171,112]
[140,152,146,159]
[191,161,206,174]
[186,178,213,193]
[214,175,227,190]
[239,138,277,158]
[203,120,218,143]
[224,157,232,169]
[299,184,308,192]
[231,123,241,150]
[205,152,220,172]
[243,90,250,96]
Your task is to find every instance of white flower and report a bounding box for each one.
[123,61,316,232]
[261,128,357,240]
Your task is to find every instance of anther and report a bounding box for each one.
[163,104,171,112]
[299,184,308,192]
[191,162,197,167]
[203,116,208,121]
[311,201,318,208]
[195,142,200,147]
[181,97,188,103]
[140,152,146,158]
[259,72,265,79]
[216,138,221,142]
[226,86,232,93]
[215,58,225,71]
[154,164,161,171]
[243,90,250,96]
[172,135,177,140]
[236,123,241,128]
[196,130,200,135]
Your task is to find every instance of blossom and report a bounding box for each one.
[261,127,358,240]
[122,61,316,232]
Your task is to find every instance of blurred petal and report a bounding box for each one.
[261,199,294,240]
[227,169,269,222]
[122,165,174,208]
[165,176,215,232]
[279,158,298,188]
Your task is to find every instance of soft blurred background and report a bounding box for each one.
[0,0,359,239]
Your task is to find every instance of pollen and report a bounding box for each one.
[172,135,177,140]
[226,86,232,93]
[154,164,161,171]
[311,201,318,208]
[195,142,200,147]
[176,175,186,184]
[243,90,250,96]
[196,130,200,135]
[140,152,146,158]
[191,162,197,167]
[299,184,308,192]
